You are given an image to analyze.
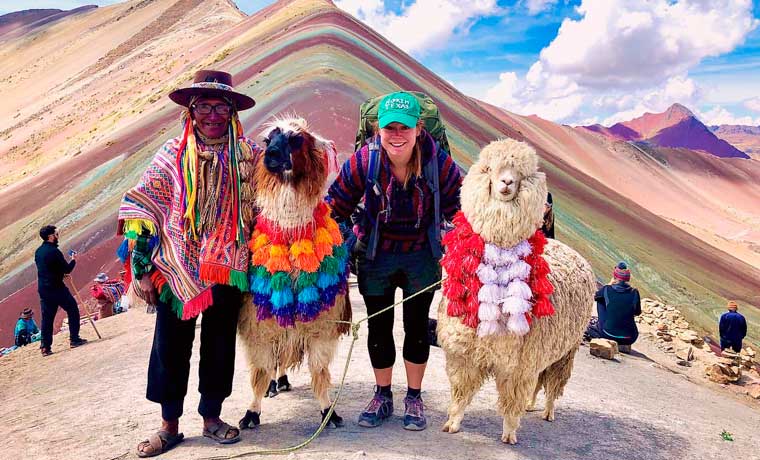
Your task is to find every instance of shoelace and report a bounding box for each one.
[405,397,424,417]
[365,394,387,413]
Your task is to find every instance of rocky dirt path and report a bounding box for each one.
[1,288,758,460]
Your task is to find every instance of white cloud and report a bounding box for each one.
[698,106,760,126]
[524,0,559,15]
[745,96,760,113]
[484,0,758,123]
[335,0,499,55]
[0,1,119,14]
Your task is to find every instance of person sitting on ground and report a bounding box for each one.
[591,262,641,349]
[541,192,554,239]
[719,301,747,353]
[90,272,127,319]
[14,308,40,347]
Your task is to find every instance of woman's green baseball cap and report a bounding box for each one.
[378,92,420,128]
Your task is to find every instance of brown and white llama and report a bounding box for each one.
[437,138,595,444]
[237,117,350,429]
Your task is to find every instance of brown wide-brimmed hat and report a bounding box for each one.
[169,70,255,111]
[21,307,33,319]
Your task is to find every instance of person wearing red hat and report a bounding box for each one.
[591,261,642,350]
[118,70,261,457]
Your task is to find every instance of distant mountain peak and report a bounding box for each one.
[580,103,749,159]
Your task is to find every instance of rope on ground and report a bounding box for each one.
[198,276,445,459]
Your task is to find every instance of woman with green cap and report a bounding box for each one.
[328,91,462,431]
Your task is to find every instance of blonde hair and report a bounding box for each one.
[373,120,424,188]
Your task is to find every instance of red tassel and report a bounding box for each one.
[525,312,532,325]
[532,296,554,317]
[448,298,466,317]
[181,288,214,320]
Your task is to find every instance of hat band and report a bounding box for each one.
[190,81,235,92]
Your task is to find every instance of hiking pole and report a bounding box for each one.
[65,274,102,339]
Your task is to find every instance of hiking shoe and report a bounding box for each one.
[70,338,88,348]
[358,388,393,427]
[40,347,53,357]
[403,394,427,431]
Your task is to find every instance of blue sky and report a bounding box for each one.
[4,0,760,125]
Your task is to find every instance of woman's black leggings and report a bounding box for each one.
[363,288,435,369]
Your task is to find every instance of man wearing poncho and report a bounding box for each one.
[118,70,260,457]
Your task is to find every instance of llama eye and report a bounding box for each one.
[481,165,490,173]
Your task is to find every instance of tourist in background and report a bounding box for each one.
[719,301,747,353]
[591,261,641,351]
[541,192,554,239]
[35,225,88,356]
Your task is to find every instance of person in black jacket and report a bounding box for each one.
[34,225,88,356]
[592,261,641,349]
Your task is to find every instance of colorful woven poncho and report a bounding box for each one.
[118,131,259,320]
[248,202,350,327]
[441,211,554,336]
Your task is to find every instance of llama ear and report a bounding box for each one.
[288,133,304,150]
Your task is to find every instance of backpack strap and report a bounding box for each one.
[423,141,442,259]
[364,136,382,261]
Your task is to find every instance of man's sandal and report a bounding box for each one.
[136,431,184,458]
[203,421,241,444]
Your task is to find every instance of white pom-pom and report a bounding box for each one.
[478,284,504,304]
[498,260,531,284]
[477,320,504,337]
[497,246,519,266]
[513,240,532,258]
[483,244,503,266]
[476,263,498,284]
[501,296,532,315]
[506,280,532,300]
[507,313,530,335]
[478,302,502,321]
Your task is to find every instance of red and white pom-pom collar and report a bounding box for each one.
[441,211,554,337]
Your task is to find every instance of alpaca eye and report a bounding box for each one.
[481,165,490,173]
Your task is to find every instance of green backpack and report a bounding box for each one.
[354,91,451,154]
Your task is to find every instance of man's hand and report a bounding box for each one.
[134,275,158,306]
[70,253,77,261]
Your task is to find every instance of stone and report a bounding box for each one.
[675,320,689,329]
[748,386,760,400]
[590,339,618,360]
[675,346,694,362]
[706,363,741,384]
[718,357,736,365]
[744,347,755,357]
[656,323,669,331]
[676,359,690,367]
[643,317,655,325]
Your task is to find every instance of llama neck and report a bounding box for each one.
[256,185,323,230]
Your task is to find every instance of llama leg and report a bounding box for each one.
[526,370,545,412]
[239,367,269,429]
[307,339,343,427]
[541,348,577,422]
[442,357,486,434]
[495,370,537,444]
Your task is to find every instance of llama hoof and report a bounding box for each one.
[542,410,555,422]
[525,404,540,412]
[321,409,344,428]
[501,431,518,445]
[277,375,292,392]
[239,410,261,430]
[265,380,278,398]
[442,419,460,433]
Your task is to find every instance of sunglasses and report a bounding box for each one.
[192,103,232,116]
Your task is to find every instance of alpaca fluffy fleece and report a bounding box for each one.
[438,138,595,444]
[238,116,350,420]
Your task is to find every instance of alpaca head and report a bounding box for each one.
[461,138,547,247]
[256,116,332,228]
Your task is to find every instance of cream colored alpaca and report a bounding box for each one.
[437,138,595,444]
[237,117,349,430]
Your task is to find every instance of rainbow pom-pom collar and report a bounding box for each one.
[248,202,349,327]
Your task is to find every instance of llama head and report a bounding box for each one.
[461,138,547,247]
[256,116,333,228]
